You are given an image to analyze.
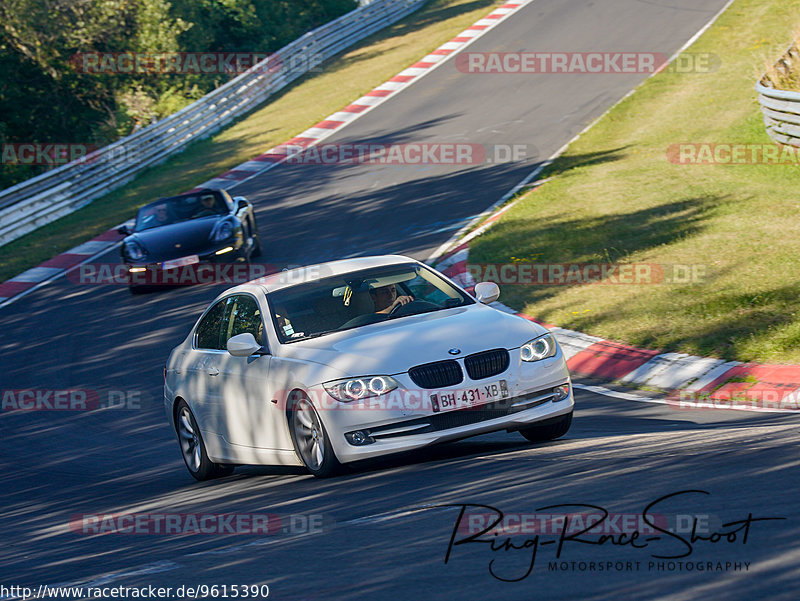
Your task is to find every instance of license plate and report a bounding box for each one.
[162,255,199,270]
[430,380,509,413]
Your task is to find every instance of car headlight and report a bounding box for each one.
[212,220,234,242]
[520,333,558,362]
[324,376,399,402]
[124,240,145,261]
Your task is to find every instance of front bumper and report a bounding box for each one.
[125,242,249,287]
[329,385,574,463]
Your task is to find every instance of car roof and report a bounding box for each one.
[218,255,422,298]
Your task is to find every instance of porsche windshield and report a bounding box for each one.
[135,191,228,232]
[268,263,473,343]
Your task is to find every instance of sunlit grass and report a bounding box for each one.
[469,0,800,363]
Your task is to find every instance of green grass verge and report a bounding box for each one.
[469,0,800,364]
[0,0,499,283]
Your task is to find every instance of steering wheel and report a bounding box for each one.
[388,299,440,317]
[388,298,408,316]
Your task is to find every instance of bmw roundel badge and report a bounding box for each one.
[448,348,461,355]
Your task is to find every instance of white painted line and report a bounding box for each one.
[574,382,800,414]
[550,327,603,361]
[200,178,232,188]
[420,53,448,63]
[620,353,727,390]
[574,383,669,405]
[0,240,123,310]
[346,95,385,106]
[10,266,64,283]
[233,161,269,172]
[434,247,469,270]
[68,240,116,255]
[373,81,407,91]
[327,111,362,122]
[682,360,742,392]
[297,127,336,138]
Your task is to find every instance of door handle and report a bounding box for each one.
[207,367,220,376]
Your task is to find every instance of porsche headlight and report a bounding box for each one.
[212,220,234,242]
[124,240,145,261]
[520,333,558,362]
[324,376,399,402]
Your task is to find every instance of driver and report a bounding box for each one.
[370,284,413,314]
[142,203,171,228]
[193,194,218,217]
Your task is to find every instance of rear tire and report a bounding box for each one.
[175,400,234,480]
[249,222,262,258]
[288,393,341,478]
[251,235,262,258]
[519,411,573,443]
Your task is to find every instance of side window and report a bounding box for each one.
[196,299,227,350]
[223,295,264,346]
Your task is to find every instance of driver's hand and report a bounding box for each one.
[391,295,413,310]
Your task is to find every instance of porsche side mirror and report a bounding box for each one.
[227,333,267,357]
[117,225,132,236]
[474,281,500,304]
[233,196,248,212]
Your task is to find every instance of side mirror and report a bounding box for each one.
[233,196,248,212]
[117,225,132,236]
[474,281,500,304]
[227,333,266,357]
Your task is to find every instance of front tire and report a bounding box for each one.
[175,401,234,480]
[519,411,573,443]
[288,393,341,478]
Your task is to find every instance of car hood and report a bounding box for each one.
[128,217,227,259]
[277,303,548,377]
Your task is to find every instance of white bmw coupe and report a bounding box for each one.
[164,255,573,479]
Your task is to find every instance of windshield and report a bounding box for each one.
[134,191,228,231]
[267,263,473,343]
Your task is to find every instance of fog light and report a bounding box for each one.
[553,384,570,401]
[129,267,147,273]
[345,430,374,446]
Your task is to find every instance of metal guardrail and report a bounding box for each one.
[756,44,800,148]
[0,0,426,247]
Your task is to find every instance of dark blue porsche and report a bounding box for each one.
[118,188,262,292]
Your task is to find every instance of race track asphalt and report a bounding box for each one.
[6,0,798,598]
